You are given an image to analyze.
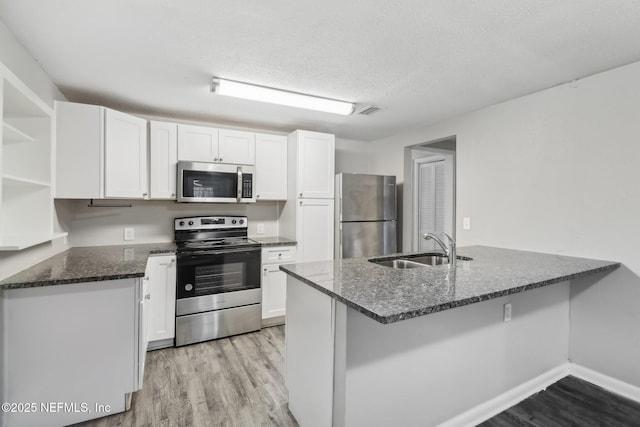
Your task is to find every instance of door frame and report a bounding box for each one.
[412,155,446,251]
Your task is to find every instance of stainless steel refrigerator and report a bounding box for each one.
[335,173,397,259]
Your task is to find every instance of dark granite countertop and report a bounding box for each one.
[250,236,297,247]
[280,246,620,324]
[0,243,176,290]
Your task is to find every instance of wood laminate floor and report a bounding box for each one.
[480,375,640,427]
[74,325,640,427]
[75,325,298,427]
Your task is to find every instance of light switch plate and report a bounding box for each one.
[256,223,265,234]
[124,227,135,241]
[463,217,471,230]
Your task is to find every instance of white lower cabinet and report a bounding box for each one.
[145,254,176,349]
[261,246,296,325]
[1,278,143,427]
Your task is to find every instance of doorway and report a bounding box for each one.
[402,136,456,252]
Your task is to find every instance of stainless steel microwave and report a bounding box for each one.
[177,161,256,203]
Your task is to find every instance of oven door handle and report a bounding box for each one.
[179,247,260,257]
[237,166,243,202]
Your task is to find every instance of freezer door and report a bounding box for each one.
[339,174,396,221]
[339,221,397,259]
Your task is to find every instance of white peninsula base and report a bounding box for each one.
[285,276,572,427]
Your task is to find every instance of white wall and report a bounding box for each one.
[367,60,640,387]
[0,20,70,280]
[335,137,369,174]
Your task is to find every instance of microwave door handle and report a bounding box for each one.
[237,166,242,202]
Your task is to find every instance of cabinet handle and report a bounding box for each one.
[214,157,219,161]
[144,294,151,300]
[299,193,303,197]
[299,201,303,206]
[256,194,260,198]
[143,192,148,197]
[219,158,223,162]
[171,193,176,197]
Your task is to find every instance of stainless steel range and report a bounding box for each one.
[174,215,262,346]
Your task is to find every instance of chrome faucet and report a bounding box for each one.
[422,232,456,266]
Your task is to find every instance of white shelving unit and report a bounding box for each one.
[0,62,65,250]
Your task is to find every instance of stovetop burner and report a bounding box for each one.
[174,215,260,253]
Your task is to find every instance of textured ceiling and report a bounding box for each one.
[2,0,640,141]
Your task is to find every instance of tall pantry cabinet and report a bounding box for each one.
[280,130,335,263]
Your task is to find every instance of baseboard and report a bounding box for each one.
[437,363,640,427]
[262,316,285,328]
[437,364,571,427]
[569,364,640,403]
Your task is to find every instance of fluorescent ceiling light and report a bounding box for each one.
[211,77,355,115]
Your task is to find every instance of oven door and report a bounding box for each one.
[176,247,260,300]
[177,161,255,203]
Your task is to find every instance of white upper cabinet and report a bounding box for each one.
[177,125,255,165]
[255,133,287,200]
[289,130,335,199]
[149,121,177,199]
[55,101,148,199]
[218,129,255,165]
[177,124,218,162]
[104,109,148,198]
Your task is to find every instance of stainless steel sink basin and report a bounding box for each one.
[368,253,472,269]
[372,259,427,269]
[407,255,449,266]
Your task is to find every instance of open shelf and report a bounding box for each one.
[1,64,56,251]
[3,121,35,142]
[2,75,52,118]
[0,232,68,251]
[2,174,51,188]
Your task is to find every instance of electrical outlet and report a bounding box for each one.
[256,223,265,234]
[123,227,135,241]
[503,303,512,322]
[463,217,471,230]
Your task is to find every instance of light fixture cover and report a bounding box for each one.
[211,77,355,115]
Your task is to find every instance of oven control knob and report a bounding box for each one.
[185,283,193,292]
[179,221,185,226]
[232,219,237,224]
[239,219,244,224]
[188,220,194,226]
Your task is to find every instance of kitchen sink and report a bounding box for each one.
[368,253,472,269]
[372,259,427,269]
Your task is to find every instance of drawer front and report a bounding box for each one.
[262,246,297,264]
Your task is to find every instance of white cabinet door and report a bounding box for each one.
[149,121,178,199]
[262,263,288,319]
[55,101,104,198]
[146,255,176,343]
[104,108,148,198]
[296,131,335,199]
[177,124,219,162]
[219,129,256,165]
[261,246,296,321]
[255,133,287,200]
[297,199,334,263]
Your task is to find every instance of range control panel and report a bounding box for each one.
[174,215,247,231]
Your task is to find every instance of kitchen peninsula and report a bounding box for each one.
[281,246,620,427]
